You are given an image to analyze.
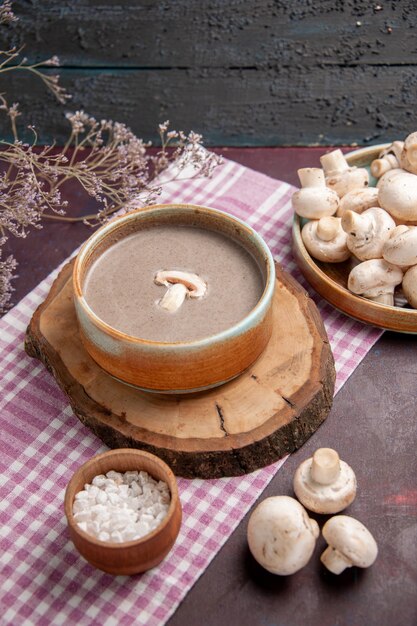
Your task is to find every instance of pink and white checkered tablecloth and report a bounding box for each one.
[0,158,382,625]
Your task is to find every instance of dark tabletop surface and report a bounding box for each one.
[4,148,417,626]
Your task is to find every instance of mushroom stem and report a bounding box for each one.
[371,154,399,178]
[316,217,340,241]
[341,210,362,235]
[297,168,326,188]
[158,283,188,312]
[320,149,349,175]
[154,269,207,312]
[311,448,341,485]
[320,546,351,575]
[369,292,394,306]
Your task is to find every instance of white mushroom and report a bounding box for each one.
[378,170,417,223]
[348,259,403,306]
[154,269,207,312]
[293,448,357,514]
[247,496,319,575]
[341,207,396,261]
[320,515,378,575]
[337,187,380,218]
[382,225,417,267]
[402,265,417,309]
[292,168,339,219]
[376,167,407,188]
[301,217,350,263]
[371,153,399,179]
[400,132,417,174]
[370,141,403,179]
[320,149,369,198]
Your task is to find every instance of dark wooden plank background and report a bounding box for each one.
[1,1,417,145]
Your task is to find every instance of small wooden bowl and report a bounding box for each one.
[292,144,417,334]
[64,449,182,575]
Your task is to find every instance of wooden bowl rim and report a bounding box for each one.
[292,144,417,333]
[64,448,181,550]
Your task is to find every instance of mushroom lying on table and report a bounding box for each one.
[247,496,319,575]
[293,448,357,514]
[320,515,378,575]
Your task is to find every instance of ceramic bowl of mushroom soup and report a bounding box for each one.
[73,204,275,393]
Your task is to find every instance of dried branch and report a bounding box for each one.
[0,0,17,25]
[0,2,222,313]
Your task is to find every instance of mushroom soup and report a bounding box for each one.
[83,225,265,342]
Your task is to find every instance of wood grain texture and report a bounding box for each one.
[5,1,417,67]
[1,1,417,145]
[25,260,335,478]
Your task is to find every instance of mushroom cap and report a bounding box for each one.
[247,496,319,575]
[337,187,380,218]
[292,187,339,219]
[342,207,396,261]
[293,456,357,514]
[301,218,350,263]
[154,269,207,298]
[376,168,407,188]
[348,259,403,298]
[382,226,417,267]
[402,265,417,309]
[325,168,369,199]
[322,515,378,568]
[378,171,417,222]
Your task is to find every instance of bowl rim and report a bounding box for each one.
[73,203,276,348]
[64,448,181,550]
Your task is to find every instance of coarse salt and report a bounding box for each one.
[73,469,171,543]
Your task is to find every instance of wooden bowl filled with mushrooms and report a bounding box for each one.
[292,138,417,333]
[73,203,276,392]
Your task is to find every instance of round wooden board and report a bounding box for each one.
[25,260,335,478]
[292,144,417,334]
